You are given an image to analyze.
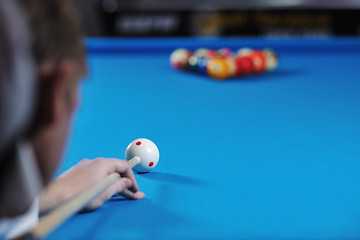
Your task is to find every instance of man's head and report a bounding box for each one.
[21,0,87,183]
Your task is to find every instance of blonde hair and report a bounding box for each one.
[21,0,87,76]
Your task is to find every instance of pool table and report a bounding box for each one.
[49,37,360,239]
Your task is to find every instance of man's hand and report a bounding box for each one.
[39,158,145,214]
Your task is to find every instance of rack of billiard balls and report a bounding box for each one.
[169,48,278,80]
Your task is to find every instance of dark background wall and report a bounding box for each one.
[72,0,360,37]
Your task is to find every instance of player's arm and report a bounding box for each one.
[39,158,145,214]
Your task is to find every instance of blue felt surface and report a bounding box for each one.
[50,38,360,239]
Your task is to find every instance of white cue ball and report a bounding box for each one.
[125,138,159,173]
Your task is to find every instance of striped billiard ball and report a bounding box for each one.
[262,48,278,71]
[170,48,192,70]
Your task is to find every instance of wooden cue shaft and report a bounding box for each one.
[29,156,141,239]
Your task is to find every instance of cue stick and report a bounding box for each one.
[29,156,141,239]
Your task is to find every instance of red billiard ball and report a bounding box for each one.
[205,50,218,59]
[233,57,242,76]
[235,56,254,75]
[249,50,266,73]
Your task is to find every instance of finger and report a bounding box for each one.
[105,159,140,193]
[108,178,145,200]
[85,177,132,210]
[118,188,145,200]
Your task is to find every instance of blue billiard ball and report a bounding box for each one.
[197,57,208,75]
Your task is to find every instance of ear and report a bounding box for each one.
[38,60,77,128]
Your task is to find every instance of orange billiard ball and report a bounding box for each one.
[206,58,230,80]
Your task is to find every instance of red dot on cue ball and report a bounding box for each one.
[149,162,154,167]
[136,141,141,146]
